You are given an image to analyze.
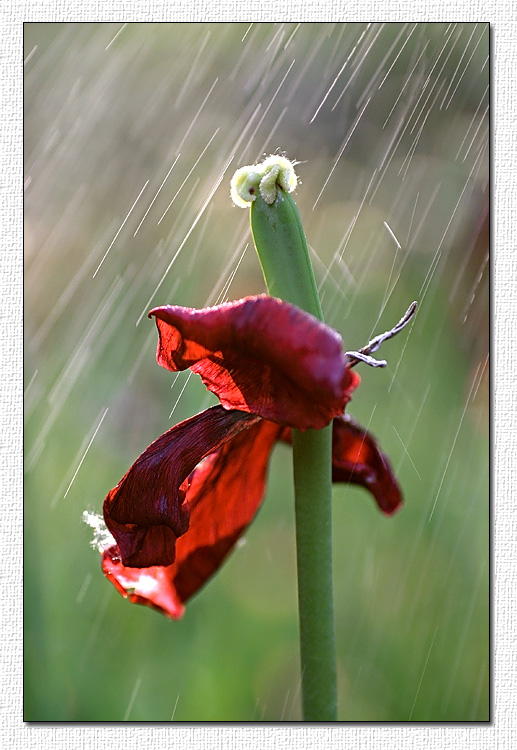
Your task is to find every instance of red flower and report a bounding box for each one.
[100,295,403,619]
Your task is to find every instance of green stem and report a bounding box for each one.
[250,190,337,721]
[292,427,335,721]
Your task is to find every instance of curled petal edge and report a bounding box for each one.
[103,406,259,568]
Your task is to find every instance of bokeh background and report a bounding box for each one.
[24,23,489,722]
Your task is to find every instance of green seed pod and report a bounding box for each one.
[250,188,322,321]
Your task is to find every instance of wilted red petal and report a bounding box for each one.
[279,414,402,515]
[330,414,402,515]
[102,551,186,619]
[149,295,358,430]
[103,406,259,568]
[102,418,281,619]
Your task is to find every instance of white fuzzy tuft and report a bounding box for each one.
[230,155,298,207]
[82,510,116,553]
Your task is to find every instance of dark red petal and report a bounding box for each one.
[278,414,403,515]
[103,406,259,568]
[331,414,403,515]
[102,419,281,619]
[149,295,358,430]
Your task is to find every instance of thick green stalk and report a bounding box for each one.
[250,190,322,317]
[291,427,335,721]
[250,189,337,722]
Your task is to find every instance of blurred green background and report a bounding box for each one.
[24,23,489,721]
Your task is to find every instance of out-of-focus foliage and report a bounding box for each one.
[24,23,489,721]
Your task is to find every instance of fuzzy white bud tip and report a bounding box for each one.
[230,155,298,207]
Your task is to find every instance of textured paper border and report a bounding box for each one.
[7,3,513,748]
